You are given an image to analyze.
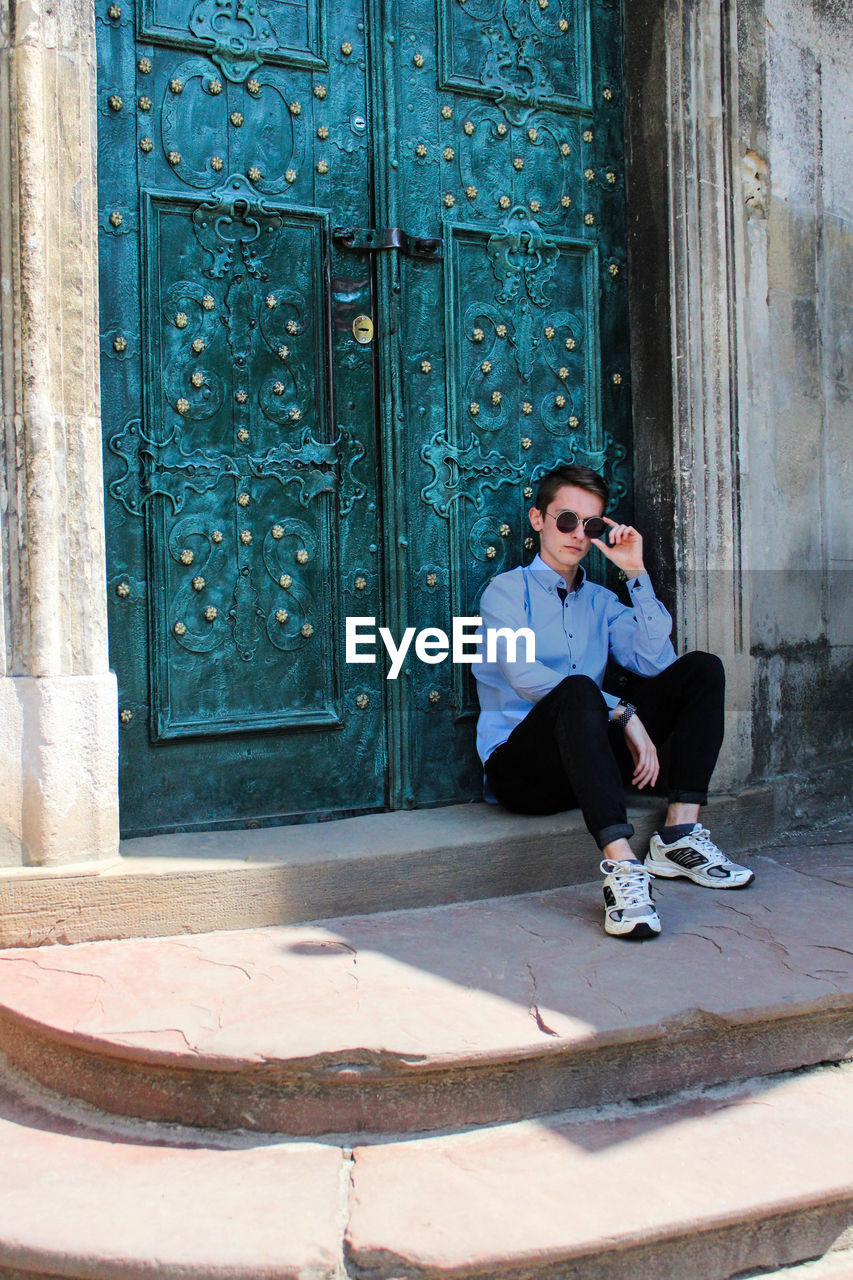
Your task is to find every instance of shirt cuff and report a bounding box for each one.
[627,572,652,592]
[602,690,621,711]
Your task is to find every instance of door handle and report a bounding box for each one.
[333,226,443,260]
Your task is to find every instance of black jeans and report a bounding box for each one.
[484,651,725,851]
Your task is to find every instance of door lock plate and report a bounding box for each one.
[353,315,374,344]
[334,226,443,260]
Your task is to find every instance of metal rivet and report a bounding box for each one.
[277,345,290,360]
[585,168,595,181]
[555,394,566,408]
[240,530,252,545]
[113,335,127,352]
[500,523,511,537]
[612,372,623,385]
[289,101,301,115]
[116,581,130,597]
[603,87,614,101]
[486,545,496,558]
[521,436,532,449]
[607,171,617,184]
[140,137,153,152]
[496,324,507,337]
[204,606,217,621]
[472,328,484,342]
[314,85,327,99]
[279,573,292,588]
[176,398,189,414]
[522,401,532,415]
[341,40,353,55]
[356,692,369,708]
[426,571,437,586]
[559,365,569,379]
[544,326,555,339]
[481,360,492,373]
[296,549,309,564]
[247,78,261,95]
[318,126,330,140]
[466,184,478,198]
[560,143,571,157]
[173,621,187,635]
[561,195,572,208]
[301,622,314,638]
[491,391,502,405]
[527,128,538,142]
[108,3,122,17]
[179,549,194,565]
[583,129,594,142]
[565,337,576,350]
[168,150,181,165]
[498,195,511,209]
[559,16,569,30]
[211,156,224,171]
[530,199,541,213]
[191,371,204,387]
[273,380,285,395]
[585,213,595,225]
[496,122,507,136]
[317,159,329,174]
[289,407,302,421]
[609,263,620,277]
[170,78,183,94]
[275,608,289,623]
[175,312,188,328]
[413,52,424,66]
[248,166,262,182]
[109,210,123,227]
[415,143,427,158]
[469,402,480,415]
[192,338,206,353]
[428,689,440,703]
[230,112,244,127]
[235,390,248,404]
[199,294,214,312]
[137,57,151,74]
[286,320,300,336]
[208,79,222,95]
[211,530,223,543]
[443,146,454,160]
[237,428,249,442]
[138,96,152,111]
[420,360,432,373]
[237,492,250,507]
[523,486,534,499]
[272,525,285,539]
[108,94,123,111]
[441,104,453,118]
[192,576,205,591]
[513,157,524,170]
[443,194,455,207]
[464,121,474,136]
[355,575,367,590]
[569,415,579,427]
[119,708,132,723]
[524,536,535,550]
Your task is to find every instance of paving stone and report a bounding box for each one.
[346,1064,853,1280]
[0,853,850,1134]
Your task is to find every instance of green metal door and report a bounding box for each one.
[98,0,629,835]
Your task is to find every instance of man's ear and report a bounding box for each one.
[528,506,544,531]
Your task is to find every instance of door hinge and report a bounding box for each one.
[333,226,443,260]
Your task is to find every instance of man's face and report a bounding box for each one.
[528,483,605,577]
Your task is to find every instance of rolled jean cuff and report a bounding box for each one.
[595,821,635,851]
[667,789,708,804]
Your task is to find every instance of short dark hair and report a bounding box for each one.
[534,464,608,513]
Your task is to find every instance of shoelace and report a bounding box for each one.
[600,860,651,907]
[686,825,728,865]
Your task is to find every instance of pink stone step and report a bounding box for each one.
[345,1064,853,1280]
[0,852,851,1135]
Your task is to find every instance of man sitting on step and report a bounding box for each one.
[473,462,754,940]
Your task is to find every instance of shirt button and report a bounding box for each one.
[572,663,577,669]
[568,633,573,638]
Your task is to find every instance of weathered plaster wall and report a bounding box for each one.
[736,0,853,819]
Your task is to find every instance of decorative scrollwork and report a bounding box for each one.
[421,431,523,517]
[188,0,278,82]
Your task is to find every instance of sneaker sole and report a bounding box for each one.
[644,858,755,889]
[604,919,661,939]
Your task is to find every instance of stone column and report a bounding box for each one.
[663,0,754,792]
[0,0,118,865]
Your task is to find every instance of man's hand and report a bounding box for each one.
[622,714,659,790]
[589,517,645,576]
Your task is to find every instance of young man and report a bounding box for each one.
[475,463,754,940]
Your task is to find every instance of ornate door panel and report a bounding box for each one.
[390,0,630,808]
[98,0,385,833]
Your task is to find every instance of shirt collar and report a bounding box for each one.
[528,554,586,594]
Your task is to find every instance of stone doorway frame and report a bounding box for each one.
[0,0,750,865]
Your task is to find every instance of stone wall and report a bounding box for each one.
[736,0,853,822]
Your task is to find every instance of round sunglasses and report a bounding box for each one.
[545,509,607,538]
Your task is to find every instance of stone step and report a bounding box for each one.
[0,789,774,947]
[0,847,850,1136]
[1,1057,851,1280]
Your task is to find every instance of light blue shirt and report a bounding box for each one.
[474,554,677,766]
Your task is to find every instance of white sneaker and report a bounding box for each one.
[644,824,755,888]
[600,859,661,939]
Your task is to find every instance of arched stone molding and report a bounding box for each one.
[0,0,118,865]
